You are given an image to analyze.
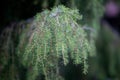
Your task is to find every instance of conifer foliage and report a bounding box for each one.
[17,5,95,80]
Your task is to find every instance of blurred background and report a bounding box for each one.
[0,0,120,80]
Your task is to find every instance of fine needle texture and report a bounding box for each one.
[17,5,95,80]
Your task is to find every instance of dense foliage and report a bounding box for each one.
[17,5,95,80]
